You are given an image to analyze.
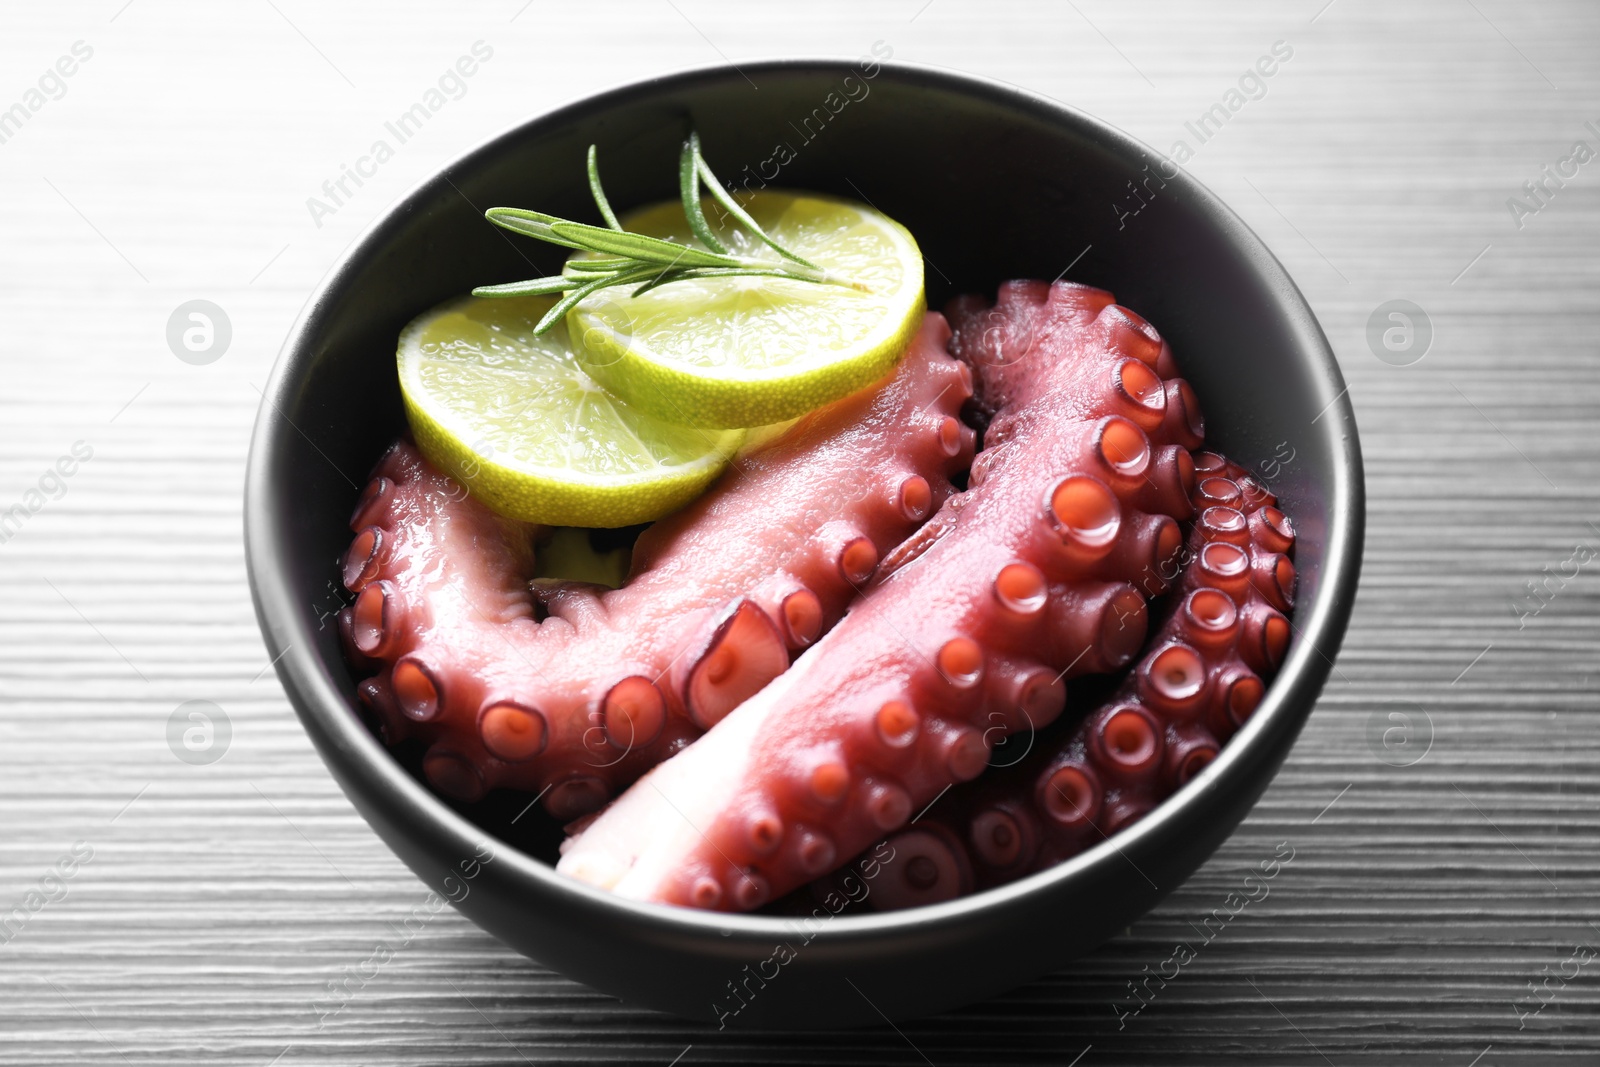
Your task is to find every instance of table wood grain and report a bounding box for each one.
[1,0,1597,1062]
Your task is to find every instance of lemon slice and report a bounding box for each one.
[398,295,744,527]
[566,190,925,429]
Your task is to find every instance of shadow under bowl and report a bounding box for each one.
[245,59,1363,1028]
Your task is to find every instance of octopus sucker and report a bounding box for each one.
[1181,587,1241,647]
[1136,641,1209,717]
[1111,360,1168,428]
[827,527,880,586]
[744,810,785,856]
[1249,505,1296,555]
[1093,416,1153,481]
[935,637,984,689]
[673,599,790,730]
[874,699,920,748]
[865,780,915,830]
[1165,727,1221,788]
[940,727,991,783]
[1091,703,1165,780]
[897,474,934,520]
[1098,304,1165,366]
[336,314,972,814]
[1239,600,1293,674]
[1197,475,1244,510]
[1031,579,1146,676]
[866,826,973,911]
[558,285,1208,910]
[349,473,393,530]
[1251,552,1298,612]
[1041,763,1101,827]
[1160,379,1207,450]
[777,586,824,648]
[599,676,665,751]
[969,807,1030,871]
[479,698,549,761]
[992,561,1048,615]
[936,414,968,457]
[355,674,405,745]
[342,526,385,589]
[1098,511,1183,588]
[350,580,398,657]
[1046,474,1123,558]
[1134,444,1197,524]
[422,746,488,804]
[791,828,837,875]
[808,760,852,805]
[391,653,443,722]
[545,775,610,821]
[337,606,376,675]
[985,660,1067,729]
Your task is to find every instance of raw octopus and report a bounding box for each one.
[837,452,1296,912]
[337,314,973,818]
[557,281,1210,911]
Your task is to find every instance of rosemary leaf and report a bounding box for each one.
[484,207,589,250]
[549,221,735,268]
[562,257,635,273]
[485,206,566,226]
[678,132,728,255]
[471,276,584,298]
[586,145,623,232]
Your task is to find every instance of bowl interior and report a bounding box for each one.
[247,60,1360,1026]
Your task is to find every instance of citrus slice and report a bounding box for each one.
[566,190,925,429]
[397,295,744,527]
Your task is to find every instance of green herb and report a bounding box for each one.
[472,132,869,333]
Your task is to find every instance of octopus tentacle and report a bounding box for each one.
[338,314,974,815]
[558,282,1206,910]
[852,453,1296,909]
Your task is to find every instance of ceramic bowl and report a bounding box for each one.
[245,59,1363,1027]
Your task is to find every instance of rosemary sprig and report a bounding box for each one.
[472,132,867,333]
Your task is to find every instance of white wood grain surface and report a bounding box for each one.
[1,0,1597,1062]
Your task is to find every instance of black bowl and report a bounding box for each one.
[245,59,1363,1028]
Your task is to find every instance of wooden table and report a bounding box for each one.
[2,0,1595,1061]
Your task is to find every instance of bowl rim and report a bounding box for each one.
[245,56,1364,943]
